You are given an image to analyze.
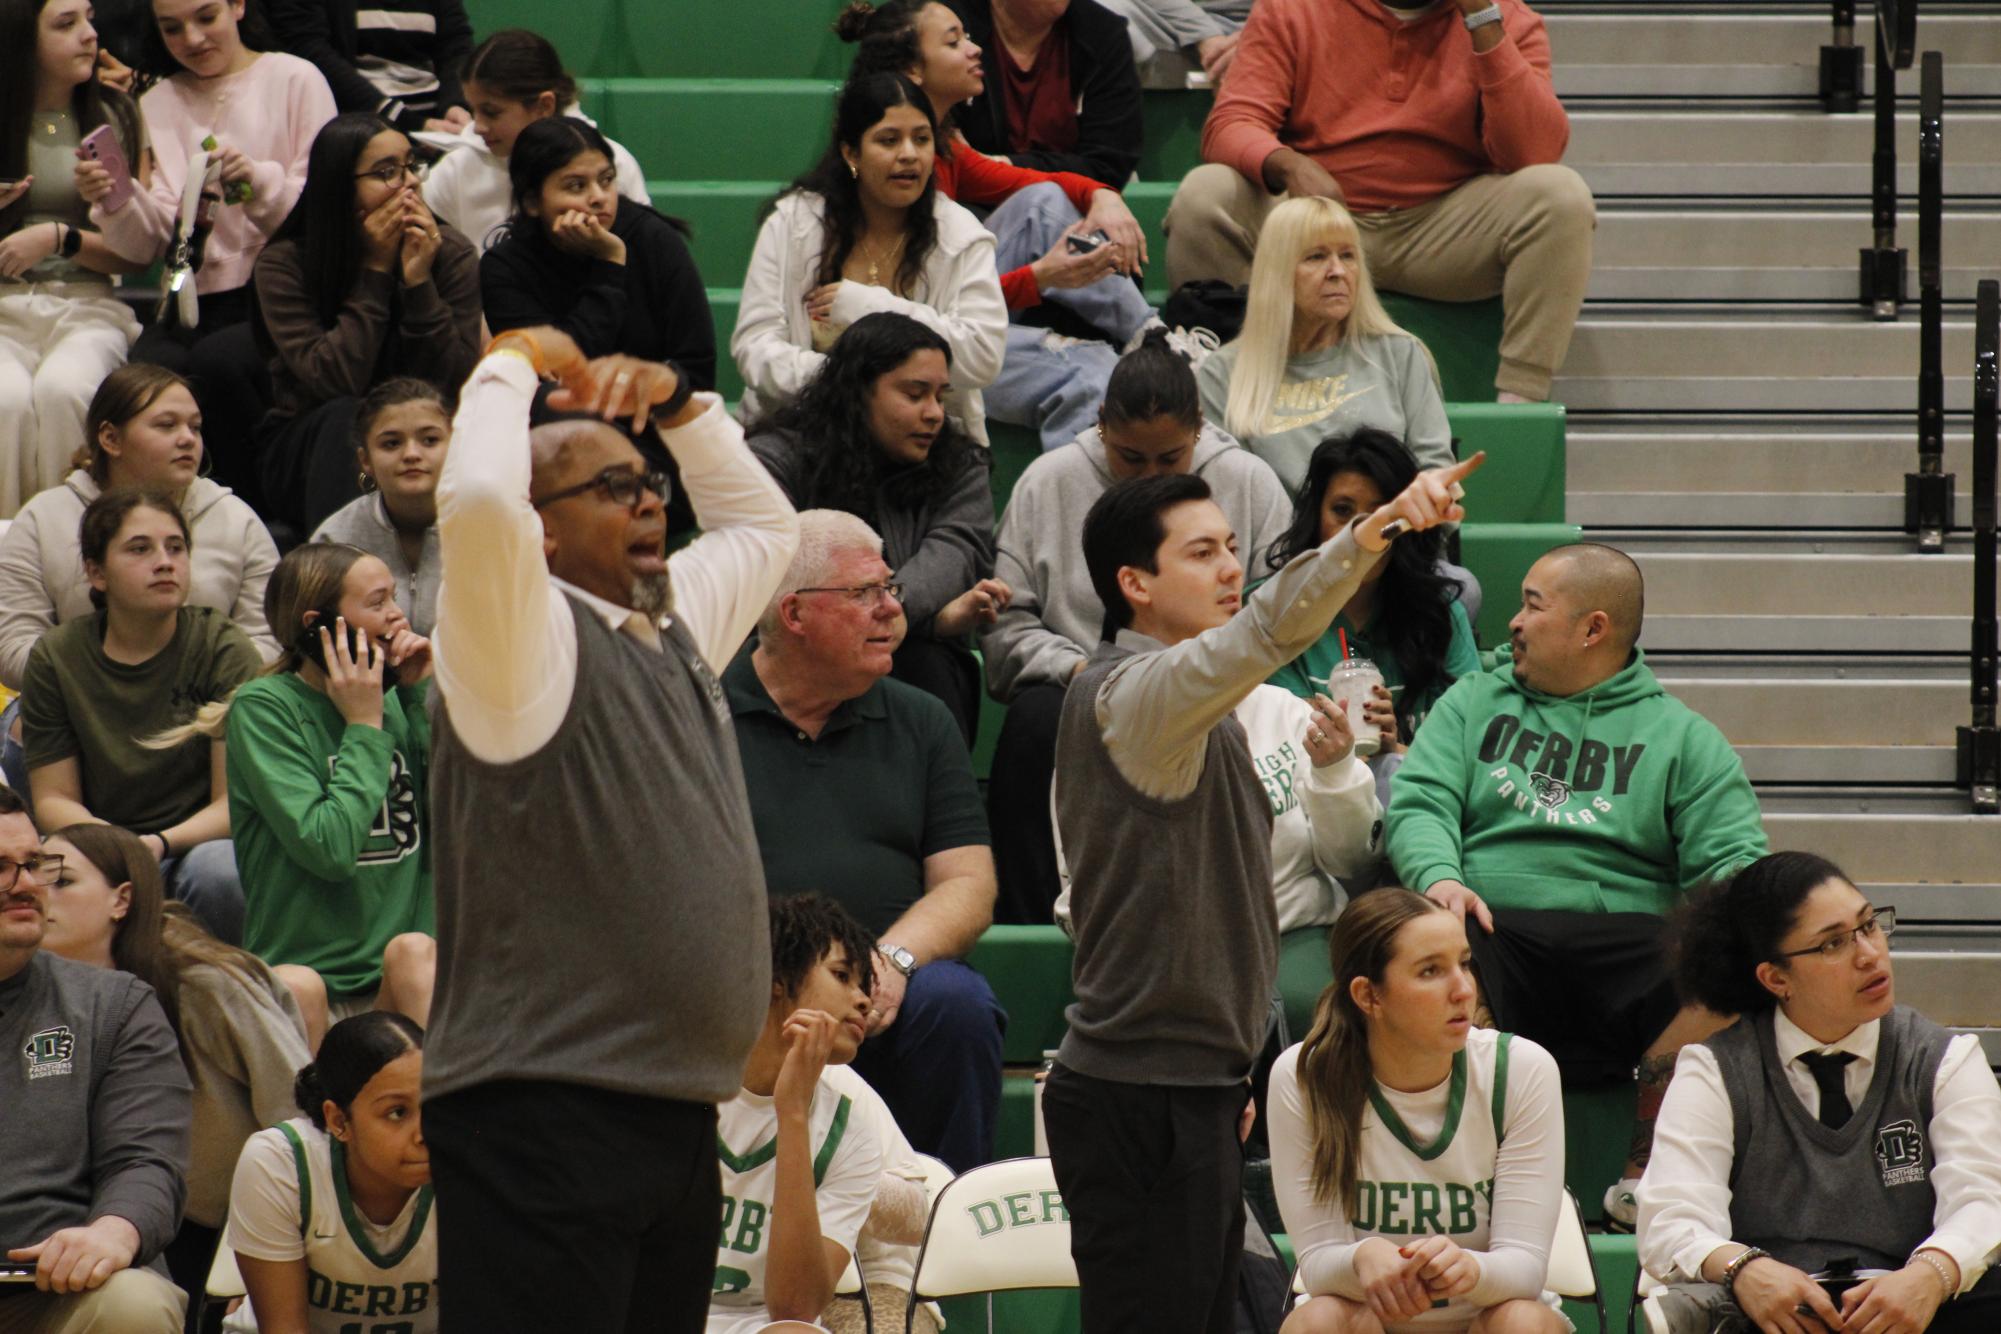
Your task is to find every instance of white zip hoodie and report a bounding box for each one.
[418,109,652,253]
[731,189,1008,443]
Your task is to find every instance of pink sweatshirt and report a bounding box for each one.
[96,52,337,294]
[1201,0,1569,213]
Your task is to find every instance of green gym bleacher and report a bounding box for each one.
[471,0,1613,1326]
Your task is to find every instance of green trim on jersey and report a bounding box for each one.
[330,1138,436,1269]
[279,1121,313,1235]
[811,1095,853,1187]
[1368,1049,1468,1161]
[718,1091,856,1183]
[1489,1033,1512,1142]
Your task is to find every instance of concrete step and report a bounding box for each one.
[1591,207,2001,303]
[1661,676,1965,784]
[1555,308,1978,413]
[1760,810,2001,905]
[1569,110,2001,197]
[1545,8,2001,98]
[1633,548,1976,652]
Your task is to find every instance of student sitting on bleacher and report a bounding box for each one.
[734,71,1006,444]
[309,377,447,636]
[747,313,1005,747]
[1386,542,1768,1231]
[1196,196,1452,496]
[1045,457,1474,1331]
[1261,429,1481,755]
[23,490,262,944]
[97,0,336,501]
[982,329,1288,923]
[1166,0,1593,404]
[710,893,893,1334]
[0,787,189,1334]
[268,0,470,136]
[842,1,1186,453]
[728,509,1004,1173]
[944,0,1144,186]
[0,0,151,518]
[0,364,278,696]
[1270,888,1569,1334]
[1638,852,2001,1334]
[481,117,714,391]
[205,541,436,1049]
[421,28,650,253]
[251,112,481,533]
[37,822,310,1313]
[224,1012,439,1333]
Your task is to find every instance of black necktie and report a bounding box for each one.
[1799,1050,1857,1129]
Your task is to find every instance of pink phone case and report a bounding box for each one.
[79,124,134,213]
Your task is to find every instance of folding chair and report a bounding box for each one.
[196,1244,245,1334]
[1631,1268,1670,1334]
[1547,1188,1608,1334]
[833,1253,872,1333]
[904,1156,1077,1334]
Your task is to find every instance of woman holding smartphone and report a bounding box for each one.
[0,0,152,516]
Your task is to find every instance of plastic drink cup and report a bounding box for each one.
[1318,657,1385,757]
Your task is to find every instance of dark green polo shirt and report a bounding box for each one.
[725,652,992,936]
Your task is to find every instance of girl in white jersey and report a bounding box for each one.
[1268,889,1569,1334]
[224,1011,438,1334]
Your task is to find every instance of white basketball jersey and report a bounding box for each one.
[271,1118,440,1333]
[711,1079,886,1312]
[1351,1029,1513,1329]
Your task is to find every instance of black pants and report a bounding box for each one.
[424,1080,719,1334]
[889,635,981,750]
[256,396,363,536]
[128,287,270,509]
[1042,1063,1248,1334]
[985,681,1066,925]
[1931,1265,2001,1333]
[160,1218,219,1334]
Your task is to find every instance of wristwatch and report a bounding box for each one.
[56,223,83,260]
[647,359,696,425]
[879,943,918,978]
[1464,3,1504,30]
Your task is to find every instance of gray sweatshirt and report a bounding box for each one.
[980,424,1290,701]
[0,951,191,1264]
[311,494,442,637]
[179,961,312,1229]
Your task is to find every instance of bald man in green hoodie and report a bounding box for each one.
[1385,542,1768,1229]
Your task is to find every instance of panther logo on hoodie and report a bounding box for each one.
[1529,771,1572,811]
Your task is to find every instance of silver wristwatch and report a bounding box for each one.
[879,943,917,977]
[1463,3,1504,30]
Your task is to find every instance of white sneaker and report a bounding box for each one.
[1602,1178,1640,1233]
[1163,324,1221,368]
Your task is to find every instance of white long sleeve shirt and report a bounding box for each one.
[1637,1008,2001,1294]
[431,352,799,764]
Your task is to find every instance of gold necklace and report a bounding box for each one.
[857,232,906,286]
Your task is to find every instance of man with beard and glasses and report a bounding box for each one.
[418,325,799,1333]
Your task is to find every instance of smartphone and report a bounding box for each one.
[296,607,367,673]
[1066,229,1110,255]
[78,124,134,213]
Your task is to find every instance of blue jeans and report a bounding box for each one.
[164,838,244,945]
[849,958,1006,1172]
[984,182,1154,346]
[984,324,1123,452]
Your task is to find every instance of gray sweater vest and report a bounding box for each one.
[1711,1006,1949,1274]
[424,596,770,1106]
[1054,644,1278,1086]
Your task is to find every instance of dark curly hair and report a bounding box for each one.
[1265,429,1463,733]
[770,893,877,998]
[1670,851,1853,1014]
[752,311,977,521]
[781,69,940,295]
[837,0,930,99]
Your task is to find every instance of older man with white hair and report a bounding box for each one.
[726,509,1003,1172]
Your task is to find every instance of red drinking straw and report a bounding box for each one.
[1338,628,1350,660]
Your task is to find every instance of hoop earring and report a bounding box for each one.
[358,472,377,493]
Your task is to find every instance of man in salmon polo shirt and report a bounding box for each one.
[1162,0,1594,404]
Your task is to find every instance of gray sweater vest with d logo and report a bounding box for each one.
[1711,1005,1948,1274]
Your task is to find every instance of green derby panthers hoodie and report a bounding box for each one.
[1386,650,1767,917]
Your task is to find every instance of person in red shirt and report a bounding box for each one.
[843,0,1216,451]
[1164,0,1594,404]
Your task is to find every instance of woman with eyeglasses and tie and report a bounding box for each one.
[745,311,1007,746]
[1637,851,2001,1334]
[251,111,480,534]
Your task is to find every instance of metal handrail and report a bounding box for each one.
[1908,52,1951,550]
[1822,0,1863,112]
[1959,280,1998,814]
[1859,0,1919,317]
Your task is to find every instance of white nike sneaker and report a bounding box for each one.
[1602,1178,1641,1233]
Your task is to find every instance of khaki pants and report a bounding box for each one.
[1163,162,1597,399]
[0,1268,186,1334]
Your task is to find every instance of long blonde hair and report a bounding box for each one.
[144,542,374,748]
[1295,888,1451,1211]
[1222,196,1431,441]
